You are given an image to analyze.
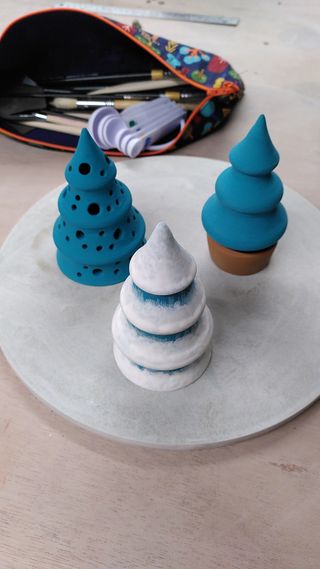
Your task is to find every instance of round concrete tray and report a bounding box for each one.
[0,156,319,448]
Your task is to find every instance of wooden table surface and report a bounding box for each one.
[1,1,319,568]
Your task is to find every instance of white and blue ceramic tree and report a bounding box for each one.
[112,222,213,391]
[53,129,145,285]
[202,115,288,275]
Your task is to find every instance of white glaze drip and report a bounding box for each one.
[112,305,213,371]
[120,276,206,335]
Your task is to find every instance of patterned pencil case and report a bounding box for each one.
[0,7,244,155]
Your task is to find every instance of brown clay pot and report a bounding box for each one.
[207,236,276,276]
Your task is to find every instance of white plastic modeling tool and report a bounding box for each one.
[88,97,186,156]
[122,105,185,157]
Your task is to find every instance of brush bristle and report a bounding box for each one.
[52,97,76,110]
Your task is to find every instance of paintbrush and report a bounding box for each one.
[51,97,198,112]
[2,89,201,102]
[43,68,175,86]
[89,77,185,95]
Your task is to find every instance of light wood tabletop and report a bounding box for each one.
[0,1,319,568]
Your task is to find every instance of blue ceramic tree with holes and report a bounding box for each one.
[53,129,146,286]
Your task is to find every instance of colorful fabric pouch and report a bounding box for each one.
[0,8,244,155]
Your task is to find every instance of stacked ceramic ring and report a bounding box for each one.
[112,222,213,391]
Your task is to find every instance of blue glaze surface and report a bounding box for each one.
[56,250,130,286]
[215,168,283,214]
[203,195,287,251]
[57,180,132,230]
[229,114,279,176]
[202,115,288,252]
[53,129,146,286]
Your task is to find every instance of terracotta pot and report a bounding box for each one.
[207,236,276,276]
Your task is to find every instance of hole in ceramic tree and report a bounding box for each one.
[100,169,105,176]
[113,228,121,240]
[113,269,119,275]
[88,203,100,215]
[105,156,110,164]
[99,230,105,236]
[96,246,103,252]
[109,244,114,250]
[79,162,91,175]
[68,165,72,172]
[82,244,88,249]
[115,199,119,205]
[106,205,111,212]
[66,236,70,241]
[75,195,80,201]
[71,204,77,211]
[76,230,84,239]
[77,272,82,277]
[92,268,102,275]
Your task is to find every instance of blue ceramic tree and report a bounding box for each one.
[53,129,146,286]
[202,115,288,274]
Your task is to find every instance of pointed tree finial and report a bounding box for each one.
[129,222,197,295]
[65,128,116,192]
[229,114,279,176]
